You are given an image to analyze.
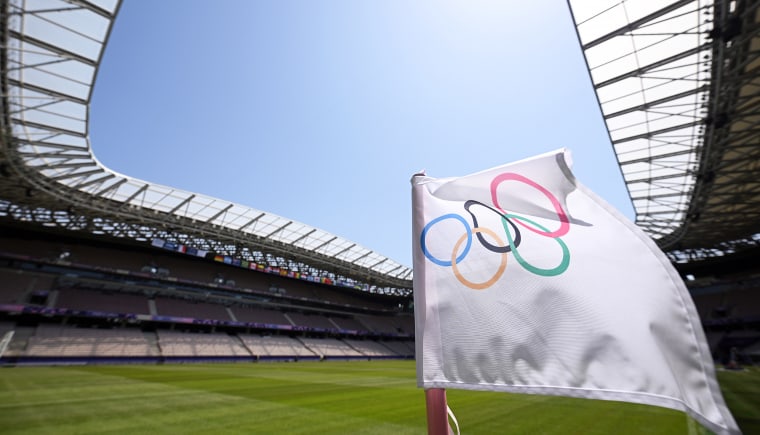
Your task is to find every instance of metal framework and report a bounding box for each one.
[0,0,412,293]
[568,0,760,263]
[2,0,758,294]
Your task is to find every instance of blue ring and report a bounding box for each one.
[421,213,472,266]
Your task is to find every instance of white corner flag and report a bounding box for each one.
[411,149,740,435]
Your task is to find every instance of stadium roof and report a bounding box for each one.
[568,0,760,263]
[2,0,759,289]
[0,0,412,291]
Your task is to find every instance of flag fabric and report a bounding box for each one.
[411,149,739,434]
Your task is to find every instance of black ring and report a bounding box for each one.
[463,199,521,253]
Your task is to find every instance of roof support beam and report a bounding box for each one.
[11,117,86,137]
[32,161,92,169]
[121,184,148,205]
[613,120,702,144]
[632,191,690,201]
[290,228,316,245]
[237,212,265,232]
[168,194,195,215]
[205,204,233,224]
[595,44,708,89]
[8,30,97,67]
[95,178,127,196]
[15,140,87,151]
[66,0,116,19]
[370,257,388,269]
[351,250,372,264]
[384,264,403,275]
[74,173,114,189]
[619,149,697,165]
[604,85,708,119]
[50,168,101,181]
[265,221,292,238]
[313,236,338,252]
[583,0,694,50]
[332,243,356,258]
[7,78,86,105]
[640,209,689,216]
[17,151,90,158]
[627,171,694,184]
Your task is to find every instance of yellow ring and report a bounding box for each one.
[451,227,508,290]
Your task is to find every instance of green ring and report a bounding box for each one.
[501,213,570,277]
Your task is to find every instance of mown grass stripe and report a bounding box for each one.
[0,361,756,434]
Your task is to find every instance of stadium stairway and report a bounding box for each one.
[226,308,238,322]
[294,336,320,359]
[342,339,363,356]
[144,331,161,357]
[45,290,58,309]
[234,334,256,359]
[5,326,35,358]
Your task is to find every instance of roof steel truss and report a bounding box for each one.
[0,0,412,292]
[569,0,760,262]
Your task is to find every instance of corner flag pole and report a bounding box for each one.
[425,388,449,435]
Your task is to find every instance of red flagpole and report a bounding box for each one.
[425,388,449,435]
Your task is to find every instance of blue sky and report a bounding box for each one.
[90,1,633,268]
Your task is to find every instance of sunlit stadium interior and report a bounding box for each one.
[1,0,759,433]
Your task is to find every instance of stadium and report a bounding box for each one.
[0,0,758,433]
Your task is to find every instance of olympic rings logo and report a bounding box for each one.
[420,173,571,290]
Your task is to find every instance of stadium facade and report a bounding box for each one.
[0,0,758,365]
[567,0,760,365]
[0,0,414,364]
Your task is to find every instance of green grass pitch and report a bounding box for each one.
[0,360,757,434]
